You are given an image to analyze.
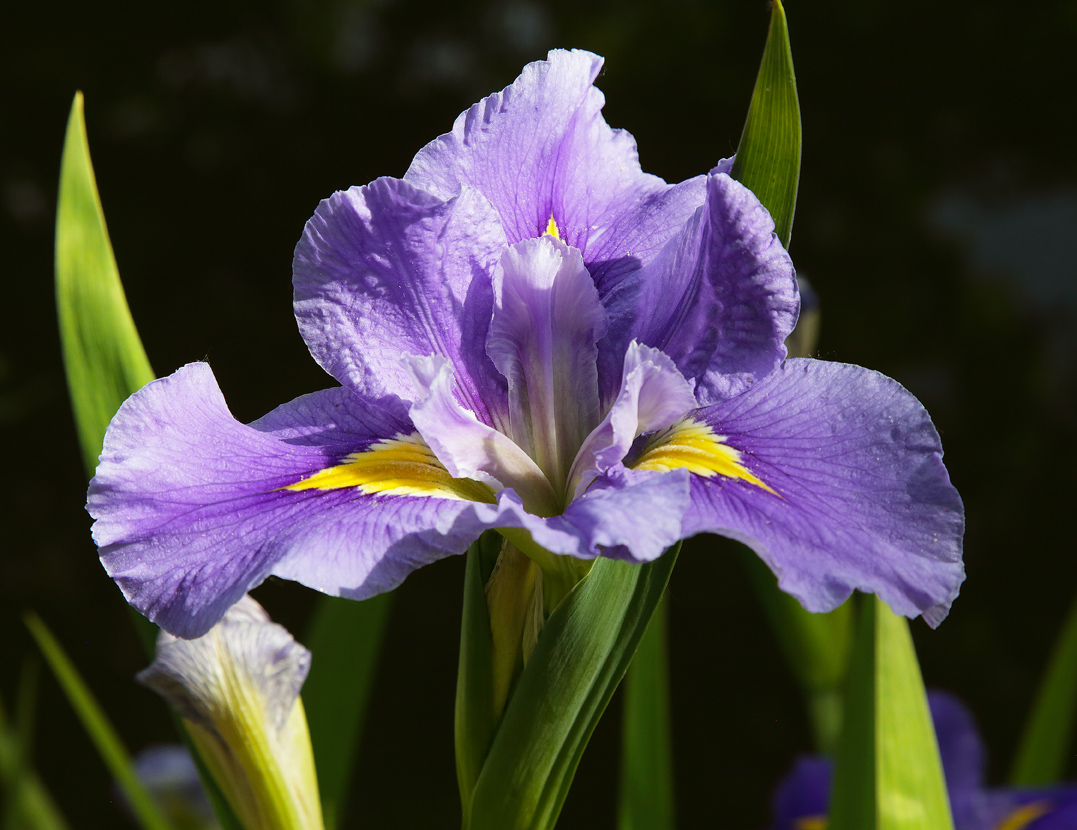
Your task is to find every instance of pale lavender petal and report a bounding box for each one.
[405,354,560,516]
[605,171,799,404]
[487,236,606,495]
[89,363,494,638]
[711,157,734,176]
[569,342,696,500]
[681,359,965,625]
[585,175,706,311]
[293,178,509,429]
[552,466,688,563]
[485,466,689,564]
[276,469,686,583]
[136,595,323,829]
[405,49,704,284]
[137,595,310,734]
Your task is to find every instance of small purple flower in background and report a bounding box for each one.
[128,745,218,830]
[88,49,963,639]
[770,692,1077,830]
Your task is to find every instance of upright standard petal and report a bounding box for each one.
[487,236,606,497]
[137,596,323,830]
[648,359,965,625]
[90,363,497,638]
[617,171,799,404]
[293,178,509,428]
[404,49,705,284]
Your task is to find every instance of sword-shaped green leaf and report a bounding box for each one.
[53,95,242,830]
[0,662,70,830]
[303,593,393,827]
[1011,593,1077,785]
[456,534,504,827]
[730,0,801,250]
[728,1,851,755]
[465,545,679,830]
[55,92,154,477]
[25,613,172,830]
[829,597,953,830]
[617,597,675,830]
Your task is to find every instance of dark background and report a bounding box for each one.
[3,0,1076,826]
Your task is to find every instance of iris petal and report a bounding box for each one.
[569,341,696,500]
[90,363,495,638]
[293,178,510,429]
[680,358,965,626]
[632,417,777,495]
[283,432,496,503]
[405,50,676,255]
[623,171,799,404]
[487,236,606,498]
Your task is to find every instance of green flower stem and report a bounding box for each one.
[617,597,675,830]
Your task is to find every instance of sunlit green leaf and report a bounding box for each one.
[730,0,801,249]
[1011,593,1077,785]
[55,92,154,477]
[303,593,392,827]
[617,598,675,830]
[0,668,70,830]
[53,94,244,830]
[829,597,953,830]
[466,545,679,830]
[24,613,172,830]
[730,0,845,755]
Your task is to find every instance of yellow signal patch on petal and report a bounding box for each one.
[284,433,496,503]
[545,214,560,239]
[632,418,778,496]
[997,802,1053,830]
[794,817,827,830]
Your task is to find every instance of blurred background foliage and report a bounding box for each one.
[3,0,1077,826]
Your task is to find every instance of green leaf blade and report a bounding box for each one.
[617,597,675,830]
[732,0,840,755]
[467,546,679,830]
[829,598,953,830]
[1011,594,1077,785]
[0,672,71,830]
[25,613,172,830]
[303,593,393,828]
[55,92,154,476]
[456,537,501,827]
[730,0,801,249]
[874,602,952,830]
[828,598,877,830]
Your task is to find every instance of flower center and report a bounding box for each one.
[486,235,607,504]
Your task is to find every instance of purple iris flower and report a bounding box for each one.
[770,692,1077,830]
[88,49,964,639]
